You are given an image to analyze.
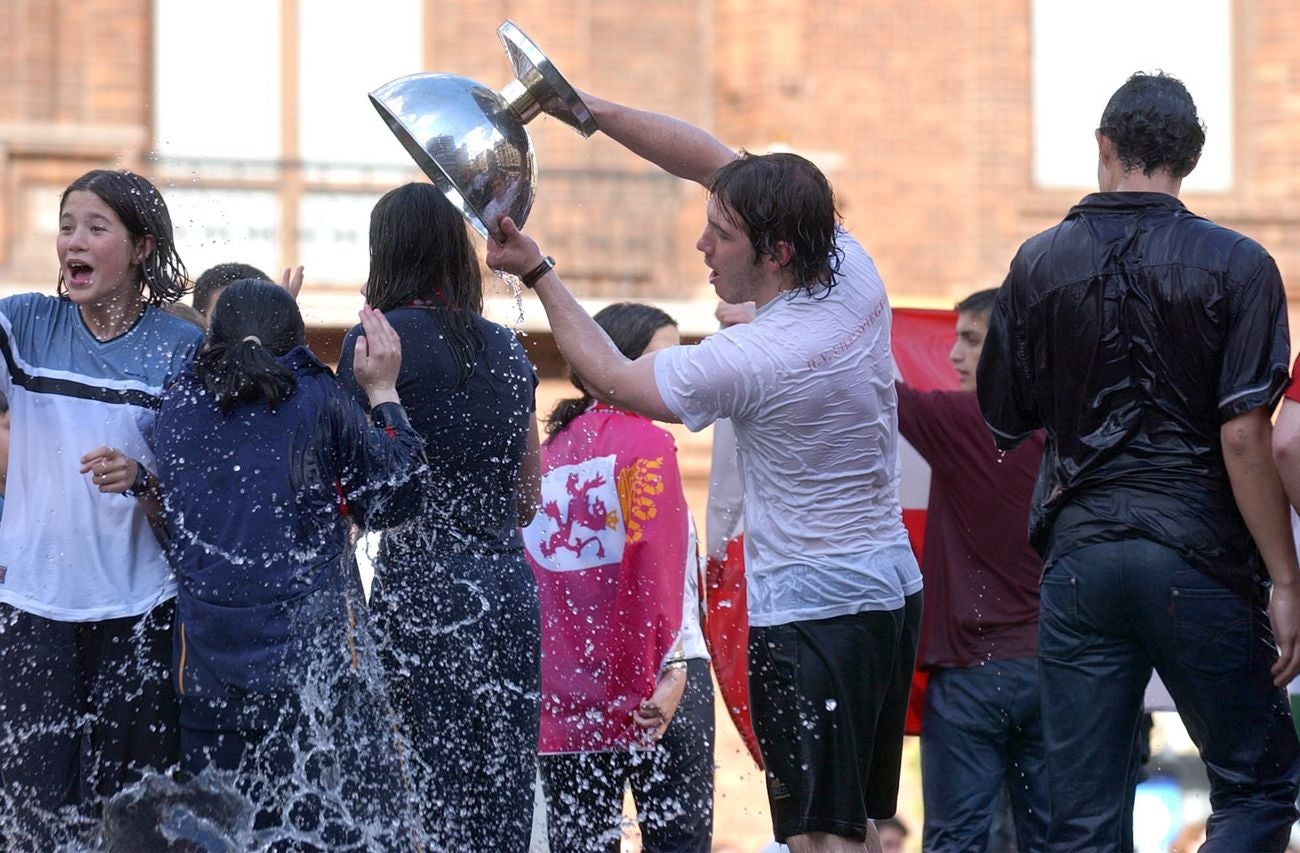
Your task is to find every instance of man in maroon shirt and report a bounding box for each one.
[896,289,1048,851]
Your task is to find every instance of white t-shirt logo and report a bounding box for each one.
[524,454,625,571]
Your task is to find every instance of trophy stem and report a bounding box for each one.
[500,79,542,124]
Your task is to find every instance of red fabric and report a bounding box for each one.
[891,308,963,393]
[525,408,687,753]
[333,478,350,517]
[703,535,763,767]
[1287,353,1300,403]
[892,308,960,735]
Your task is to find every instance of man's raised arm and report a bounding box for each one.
[486,217,679,424]
[582,92,737,185]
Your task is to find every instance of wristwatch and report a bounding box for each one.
[125,463,157,498]
[521,256,556,289]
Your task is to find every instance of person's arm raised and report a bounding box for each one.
[486,217,678,423]
[583,91,737,185]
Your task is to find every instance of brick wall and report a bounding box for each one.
[3,1,1300,308]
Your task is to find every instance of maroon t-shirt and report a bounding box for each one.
[897,383,1044,668]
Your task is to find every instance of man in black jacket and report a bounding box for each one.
[978,71,1300,851]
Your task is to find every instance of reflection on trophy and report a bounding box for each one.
[369,20,596,241]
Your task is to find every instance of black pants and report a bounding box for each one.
[0,599,180,844]
[540,658,716,852]
[180,677,420,851]
[374,550,542,851]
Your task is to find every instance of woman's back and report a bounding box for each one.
[157,345,424,696]
[340,307,535,555]
[159,349,358,607]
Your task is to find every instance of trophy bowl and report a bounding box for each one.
[369,21,596,241]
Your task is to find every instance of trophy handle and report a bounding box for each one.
[497,20,597,138]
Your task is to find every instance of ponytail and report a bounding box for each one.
[192,278,307,413]
[545,393,592,437]
[193,338,298,413]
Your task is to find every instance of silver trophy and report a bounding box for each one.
[369,21,596,241]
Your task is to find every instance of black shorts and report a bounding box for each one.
[0,600,180,816]
[748,593,922,842]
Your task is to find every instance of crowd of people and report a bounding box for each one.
[0,66,1298,853]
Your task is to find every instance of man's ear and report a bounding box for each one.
[768,240,793,269]
[1096,130,1116,166]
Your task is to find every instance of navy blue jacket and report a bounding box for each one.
[155,347,424,716]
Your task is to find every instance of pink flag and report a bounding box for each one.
[524,406,688,753]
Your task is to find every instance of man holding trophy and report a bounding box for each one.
[487,92,921,853]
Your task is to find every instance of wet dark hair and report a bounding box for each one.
[546,302,677,437]
[955,288,998,319]
[162,302,206,329]
[58,170,188,305]
[1098,71,1205,179]
[365,183,483,387]
[707,152,843,297]
[193,279,305,413]
[194,262,271,314]
[0,390,8,415]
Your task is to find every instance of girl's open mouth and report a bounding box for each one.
[67,261,94,284]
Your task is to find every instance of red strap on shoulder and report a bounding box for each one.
[334,478,350,517]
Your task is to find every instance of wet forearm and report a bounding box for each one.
[1224,408,1300,588]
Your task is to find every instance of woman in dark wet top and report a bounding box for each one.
[155,279,426,849]
[336,182,542,851]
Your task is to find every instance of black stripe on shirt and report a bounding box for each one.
[0,321,163,409]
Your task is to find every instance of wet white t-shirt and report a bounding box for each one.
[654,230,921,627]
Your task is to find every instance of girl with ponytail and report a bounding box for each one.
[154,279,426,844]
[526,302,717,852]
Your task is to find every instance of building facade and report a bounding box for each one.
[3,1,1299,347]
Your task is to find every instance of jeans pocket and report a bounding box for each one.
[1038,571,1082,663]
[1171,586,1252,676]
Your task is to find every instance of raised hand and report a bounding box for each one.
[351,306,402,408]
[280,265,304,299]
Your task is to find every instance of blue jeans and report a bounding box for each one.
[920,657,1048,852]
[1039,539,1300,852]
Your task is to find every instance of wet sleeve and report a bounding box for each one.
[0,293,33,396]
[328,385,427,529]
[977,270,1039,449]
[1218,250,1291,421]
[896,382,961,462]
[653,332,762,433]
